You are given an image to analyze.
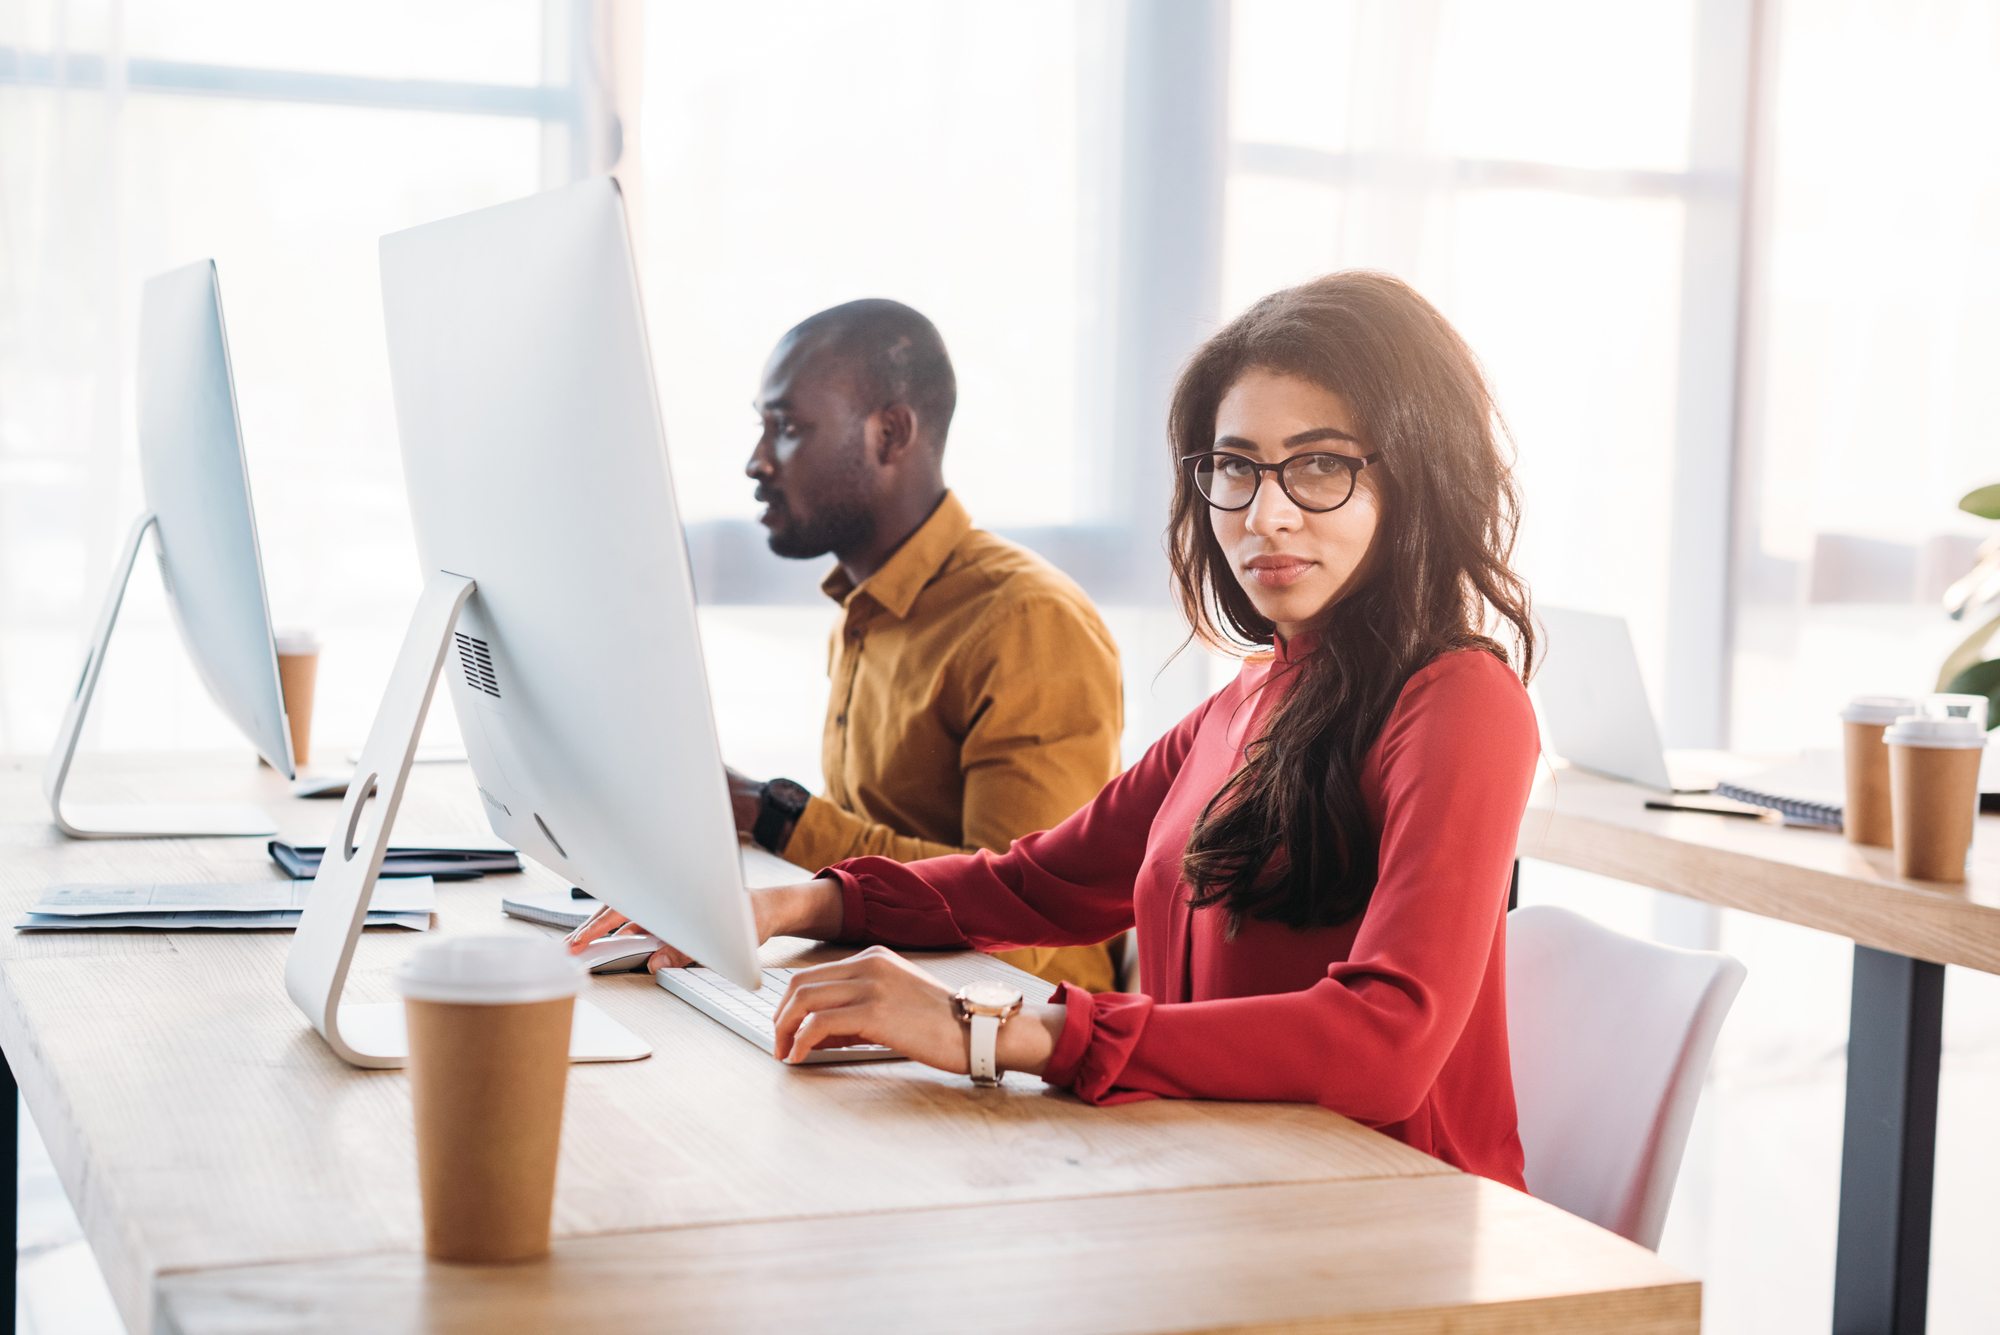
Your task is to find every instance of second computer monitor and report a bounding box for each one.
[377,177,761,988]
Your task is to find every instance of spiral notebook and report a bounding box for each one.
[1713,781,1843,829]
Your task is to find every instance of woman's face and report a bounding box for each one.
[1208,368,1381,642]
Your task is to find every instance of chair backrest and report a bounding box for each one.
[1506,904,1746,1249]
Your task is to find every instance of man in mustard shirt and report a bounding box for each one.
[725,299,1124,992]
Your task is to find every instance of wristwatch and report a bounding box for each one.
[951,980,1025,1087]
[753,778,811,854]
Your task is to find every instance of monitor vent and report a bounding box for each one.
[454,633,501,698]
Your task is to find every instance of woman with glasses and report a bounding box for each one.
[575,271,1540,1186]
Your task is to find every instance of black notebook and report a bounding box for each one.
[269,842,521,880]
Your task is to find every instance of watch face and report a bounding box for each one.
[959,980,1023,1013]
[767,778,811,816]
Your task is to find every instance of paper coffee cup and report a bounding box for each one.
[1885,715,1986,883]
[273,629,321,767]
[1839,696,1917,848]
[396,936,584,1263]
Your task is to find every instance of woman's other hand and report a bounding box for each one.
[564,906,696,971]
[564,877,847,973]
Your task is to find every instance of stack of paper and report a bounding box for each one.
[502,888,596,931]
[16,879,436,932]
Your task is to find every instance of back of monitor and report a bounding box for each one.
[376,176,760,990]
[138,260,294,775]
[42,260,288,837]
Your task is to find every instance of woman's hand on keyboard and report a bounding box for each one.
[771,946,1063,1078]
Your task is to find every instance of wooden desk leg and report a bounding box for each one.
[4,1048,15,1335]
[1833,945,1943,1335]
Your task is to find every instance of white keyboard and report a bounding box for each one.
[654,967,906,1065]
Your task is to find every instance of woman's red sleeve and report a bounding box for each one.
[1044,653,1538,1121]
[821,697,1212,951]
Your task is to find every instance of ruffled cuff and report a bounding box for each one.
[819,859,970,949]
[1038,983,1158,1106]
[823,867,871,944]
[1040,983,1098,1088]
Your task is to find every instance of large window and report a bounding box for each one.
[1225,0,1720,746]
[0,2,578,755]
[640,1,1099,532]
[1732,0,2000,755]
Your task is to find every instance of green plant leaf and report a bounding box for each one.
[1942,657,2000,729]
[1960,484,2000,519]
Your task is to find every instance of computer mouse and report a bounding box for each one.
[574,931,664,974]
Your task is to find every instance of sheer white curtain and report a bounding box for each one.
[0,0,633,760]
[1223,0,1716,737]
[1733,0,2000,756]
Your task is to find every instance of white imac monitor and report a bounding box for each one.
[282,176,759,1068]
[43,260,292,838]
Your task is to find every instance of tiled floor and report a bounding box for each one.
[16,1095,124,1335]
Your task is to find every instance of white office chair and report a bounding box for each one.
[1506,904,1746,1249]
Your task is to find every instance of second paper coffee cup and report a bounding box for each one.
[1885,715,1986,883]
[273,629,321,767]
[1839,696,1916,848]
[396,936,583,1264]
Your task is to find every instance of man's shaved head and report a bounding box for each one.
[747,300,955,576]
[783,299,956,451]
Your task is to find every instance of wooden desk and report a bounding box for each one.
[0,753,1694,1334]
[1519,763,2000,1335]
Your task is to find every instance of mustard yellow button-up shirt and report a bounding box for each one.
[782,492,1124,992]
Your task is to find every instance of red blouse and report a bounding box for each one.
[823,640,1540,1187]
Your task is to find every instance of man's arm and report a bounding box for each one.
[784,793,977,865]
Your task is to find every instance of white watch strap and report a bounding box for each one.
[968,1011,1001,1085]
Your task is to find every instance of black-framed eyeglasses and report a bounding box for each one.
[1182,450,1380,514]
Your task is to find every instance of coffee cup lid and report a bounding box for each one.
[1883,716,1989,750]
[1840,695,1919,725]
[1919,692,1989,732]
[396,935,585,1005]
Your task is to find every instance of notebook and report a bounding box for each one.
[268,842,520,880]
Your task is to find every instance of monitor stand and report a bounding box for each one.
[283,571,650,1068]
[43,514,280,839]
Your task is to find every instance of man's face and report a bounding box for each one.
[747,335,879,560]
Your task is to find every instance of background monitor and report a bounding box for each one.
[44,259,292,838]
[376,177,760,987]
[137,260,295,776]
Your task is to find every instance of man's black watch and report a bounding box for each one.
[753,778,812,854]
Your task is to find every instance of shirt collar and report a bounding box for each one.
[1271,629,1321,664]
[819,491,972,619]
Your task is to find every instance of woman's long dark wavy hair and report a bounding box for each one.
[1172,272,1535,936]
